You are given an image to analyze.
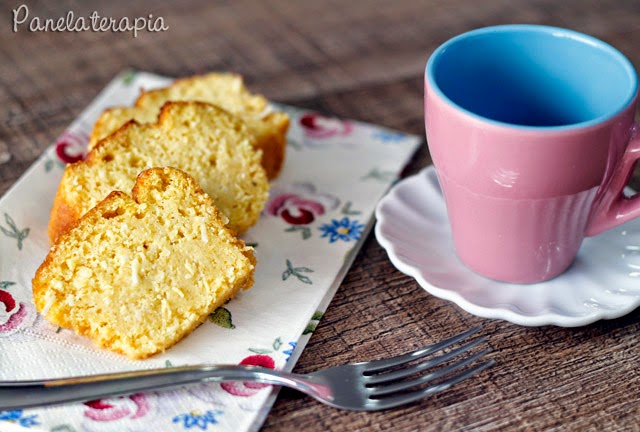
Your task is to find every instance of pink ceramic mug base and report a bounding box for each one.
[438,172,598,283]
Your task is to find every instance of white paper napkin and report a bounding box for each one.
[0,71,420,432]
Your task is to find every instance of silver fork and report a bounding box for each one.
[0,327,493,411]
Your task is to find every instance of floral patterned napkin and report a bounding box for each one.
[0,71,420,432]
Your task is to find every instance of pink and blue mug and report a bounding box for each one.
[425,25,640,283]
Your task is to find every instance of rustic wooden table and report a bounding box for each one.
[2,1,640,430]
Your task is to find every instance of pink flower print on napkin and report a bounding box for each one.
[221,355,275,397]
[54,130,87,164]
[0,284,35,336]
[83,393,150,422]
[299,112,353,139]
[266,183,339,225]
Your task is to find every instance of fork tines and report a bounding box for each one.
[363,327,494,409]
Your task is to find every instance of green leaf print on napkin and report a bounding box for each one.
[341,201,361,216]
[285,225,312,240]
[282,259,314,284]
[209,307,235,329]
[0,281,16,290]
[120,69,138,85]
[249,337,284,355]
[303,311,324,335]
[362,167,394,182]
[0,213,29,250]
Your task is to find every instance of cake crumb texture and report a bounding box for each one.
[33,167,256,359]
[48,101,269,243]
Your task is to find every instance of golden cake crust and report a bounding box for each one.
[89,73,289,179]
[48,101,269,243]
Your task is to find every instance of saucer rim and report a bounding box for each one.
[374,166,640,327]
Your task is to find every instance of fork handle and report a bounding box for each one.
[0,365,326,410]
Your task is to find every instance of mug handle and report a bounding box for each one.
[586,123,640,237]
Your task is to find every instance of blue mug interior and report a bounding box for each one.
[427,25,638,128]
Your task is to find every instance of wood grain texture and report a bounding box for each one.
[1,1,640,430]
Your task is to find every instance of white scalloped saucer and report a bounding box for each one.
[375,166,640,327]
